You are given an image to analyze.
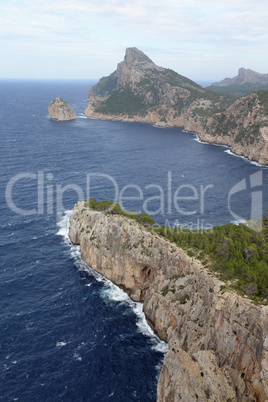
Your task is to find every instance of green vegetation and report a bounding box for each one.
[207,83,268,97]
[95,89,146,115]
[161,285,170,296]
[156,212,268,301]
[85,198,155,228]
[84,198,268,302]
[93,73,118,96]
[157,68,203,89]
[257,89,268,114]
[179,294,190,304]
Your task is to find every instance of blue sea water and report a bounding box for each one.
[0,80,267,401]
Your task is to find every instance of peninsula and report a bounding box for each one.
[84,48,268,165]
[69,200,268,401]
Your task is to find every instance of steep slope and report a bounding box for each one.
[208,68,268,96]
[84,48,268,165]
[85,47,229,119]
[48,97,77,121]
[200,91,268,165]
[69,201,268,401]
[212,68,268,87]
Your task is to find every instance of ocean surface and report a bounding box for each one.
[0,80,267,401]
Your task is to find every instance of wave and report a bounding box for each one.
[153,125,168,129]
[56,341,67,347]
[224,149,264,167]
[192,133,230,147]
[192,133,209,145]
[57,210,168,356]
[101,282,168,353]
[56,210,72,242]
[132,303,168,353]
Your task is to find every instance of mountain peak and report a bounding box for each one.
[213,67,268,87]
[124,47,155,65]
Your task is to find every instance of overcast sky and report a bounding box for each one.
[0,0,267,82]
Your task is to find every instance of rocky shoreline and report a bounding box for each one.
[84,101,268,167]
[69,201,268,401]
[83,47,268,167]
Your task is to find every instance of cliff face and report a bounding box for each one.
[84,48,268,165]
[198,93,268,166]
[48,97,77,121]
[212,68,268,87]
[69,201,268,401]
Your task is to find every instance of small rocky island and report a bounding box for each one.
[48,97,77,121]
[69,201,268,401]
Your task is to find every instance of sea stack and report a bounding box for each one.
[48,97,77,121]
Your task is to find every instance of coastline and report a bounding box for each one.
[69,202,268,401]
[83,109,268,167]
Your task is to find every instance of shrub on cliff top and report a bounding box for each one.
[84,199,268,301]
[156,211,268,301]
[86,198,155,228]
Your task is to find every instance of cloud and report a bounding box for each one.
[0,0,267,78]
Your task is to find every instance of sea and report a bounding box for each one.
[0,79,267,401]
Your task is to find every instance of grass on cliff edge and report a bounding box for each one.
[84,199,268,302]
[157,216,268,303]
[85,198,155,227]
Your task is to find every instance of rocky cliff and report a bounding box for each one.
[48,97,77,121]
[84,48,268,165]
[212,68,268,87]
[69,201,268,401]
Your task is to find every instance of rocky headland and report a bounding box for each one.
[48,97,77,121]
[84,48,268,166]
[69,201,268,401]
[212,68,268,87]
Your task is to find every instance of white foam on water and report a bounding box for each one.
[73,352,82,361]
[56,341,67,347]
[132,303,168,354]
[57,210,168,356]
[153,125,168,129]
[224,149,264,167]
[192,133,209,144]
[56,210,73,242]
[101,281,130,302]
[190,133,266,167]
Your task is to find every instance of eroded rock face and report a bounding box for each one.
[84,48,268,166]
[48,97,77,121]
[69,201,268,401]
[212,68,268,87]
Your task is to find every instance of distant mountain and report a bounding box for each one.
[207,68,268,96]
[212,68,268,87]
[84,48,268,165]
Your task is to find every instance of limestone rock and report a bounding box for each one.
[69,201,268,401]
[212,67,268,87]
[84,48,268,166]
[48,97,77,121]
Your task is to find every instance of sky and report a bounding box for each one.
[0,0,267,82]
